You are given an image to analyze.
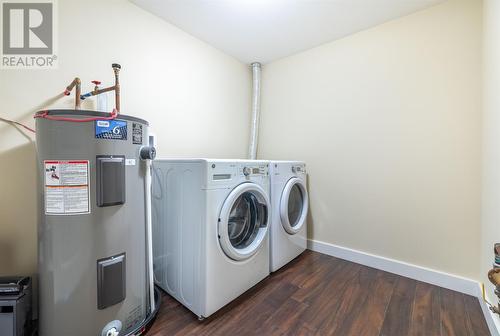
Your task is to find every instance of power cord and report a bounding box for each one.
[0,117,35,133]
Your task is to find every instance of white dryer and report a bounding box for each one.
[152,159,270,319]
[269,161,309,272]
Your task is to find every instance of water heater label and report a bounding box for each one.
[125,159,136,166]
[132,123,143,145]
[44,160,90,215]
[95,120,127,140]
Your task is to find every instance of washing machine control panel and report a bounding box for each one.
[208,162,269,186]
[292,164,306,175]
[240,164,268,177]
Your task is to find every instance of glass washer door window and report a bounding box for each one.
[287,184,304,228]
[280,178,308,235]
[219,183,270,261]
[228,192,267,249]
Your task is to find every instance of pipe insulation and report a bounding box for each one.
[248,62,262,160]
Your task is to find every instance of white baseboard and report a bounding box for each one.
[307,239,477,295]
[475,284,500,336]
[308,239,500,335]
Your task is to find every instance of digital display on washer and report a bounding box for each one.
[252,168,260,174]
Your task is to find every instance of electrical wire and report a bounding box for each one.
[34,108,118,122]
[0,117,36,133]
[1,108,118,133]
[2,107,120,134]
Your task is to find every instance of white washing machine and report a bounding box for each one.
[152,159,270,319]
[269,161,309,272]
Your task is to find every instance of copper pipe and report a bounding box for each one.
[79,64,121,113]
[65,78,79,92]
[113,63,121,113]
[75,79,81,110]
[80,86,115,99]
[92,86,116,95]
[64,77,81,110]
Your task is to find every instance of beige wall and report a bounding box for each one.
[0,0,485,285]
[259,0,482,279]
[481,0,500,322]
[0,0,251,277]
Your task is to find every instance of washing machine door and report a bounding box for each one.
[218,182,270,261]
[280,177,308,235]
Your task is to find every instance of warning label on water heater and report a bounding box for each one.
[44,160,90,215]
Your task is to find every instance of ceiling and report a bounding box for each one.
[130,0,445,64]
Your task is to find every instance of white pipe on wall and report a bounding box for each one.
[145,159,155,312]
[248,62,262,160]
[145,133,156,313]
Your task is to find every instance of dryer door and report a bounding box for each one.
[280,177,308,235]
[218,183,270,261]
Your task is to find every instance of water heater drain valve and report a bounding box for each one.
[106,328,119,336]
[101,320,122,336]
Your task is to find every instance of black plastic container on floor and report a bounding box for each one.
[0,276,32,336]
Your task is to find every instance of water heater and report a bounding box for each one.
[35,109,158,336]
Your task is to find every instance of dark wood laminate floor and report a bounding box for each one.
[146,251,490,336]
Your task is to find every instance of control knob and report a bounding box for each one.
[243,167,251,176]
